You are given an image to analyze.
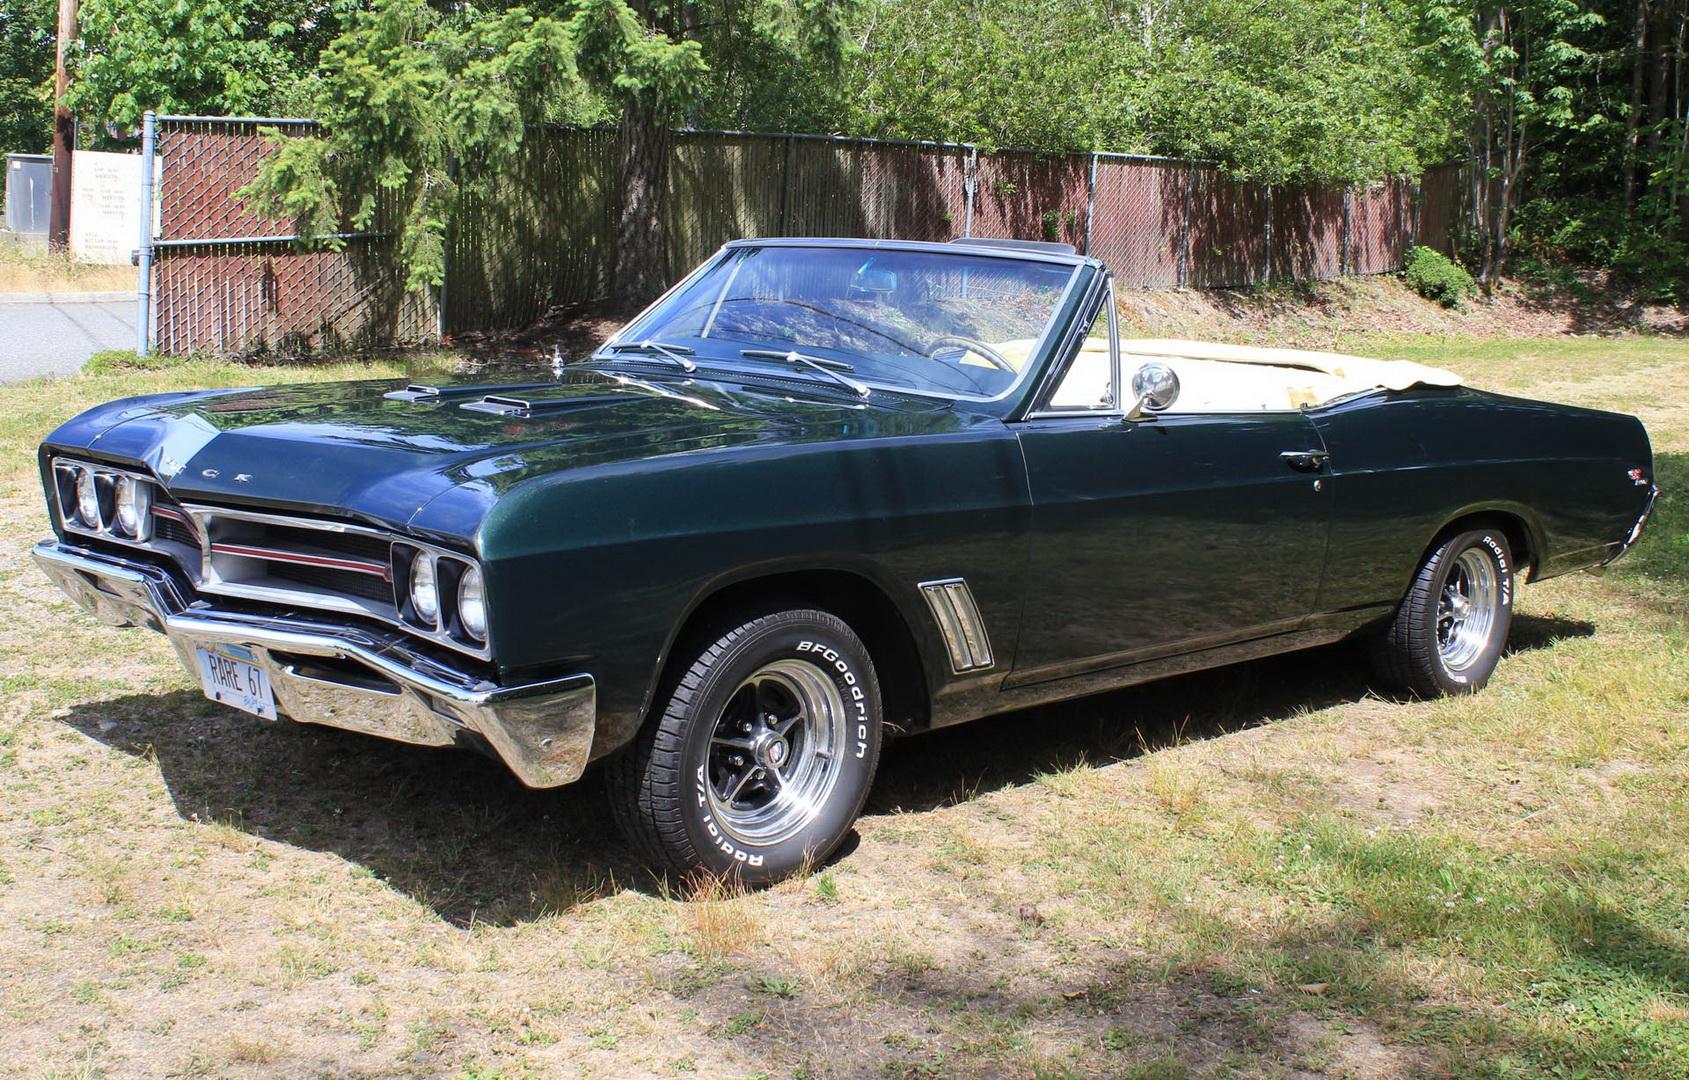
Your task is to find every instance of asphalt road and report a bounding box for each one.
[0,295,137,383]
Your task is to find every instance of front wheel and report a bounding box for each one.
[1372,527,1515,696]
[606,609,883,884]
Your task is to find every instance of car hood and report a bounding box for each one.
[55,369,979,540]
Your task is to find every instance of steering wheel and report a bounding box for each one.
[927,335,1015,373]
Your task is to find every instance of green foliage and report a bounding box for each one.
[0,0,53,153]
[1402,245,1478,307]
[64,0,347,132]
[843,0,1465,184]
[566,0,705,114]
[240,0,588,290]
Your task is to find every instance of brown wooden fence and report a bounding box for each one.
[140,115,1473,356]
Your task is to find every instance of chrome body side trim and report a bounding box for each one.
[918,577,995,673]
[32,540,594,788]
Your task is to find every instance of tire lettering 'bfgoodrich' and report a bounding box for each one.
[796,640,871,759]
[608,608,884,884]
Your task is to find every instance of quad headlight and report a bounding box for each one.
[457,565,486,642]
[114,474,151,536]
[396,544,487,649]
[55,459,153,541]
[409,552,440,625]
[75,465,100,527]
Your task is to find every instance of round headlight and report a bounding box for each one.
[409,554,439,624]
[75,466,100,528]
[115,475,150,536]
[458,565,486,641]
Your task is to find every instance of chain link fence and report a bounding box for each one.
[140,115,1474,356]
[149,116,433,356]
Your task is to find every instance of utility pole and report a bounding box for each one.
[49,0,78,251]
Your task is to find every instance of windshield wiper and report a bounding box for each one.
[740,348,871,398]
[603,339,697,373]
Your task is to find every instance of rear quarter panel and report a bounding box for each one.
[1311,387,1653,615]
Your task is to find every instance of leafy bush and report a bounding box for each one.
[1402,245,1478,307]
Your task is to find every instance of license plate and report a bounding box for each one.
[194,643,276,720]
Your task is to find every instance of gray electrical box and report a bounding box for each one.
[5,153,52,235]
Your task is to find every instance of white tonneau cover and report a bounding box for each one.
[1119,339,1463,394]
[1040,338,1460,412]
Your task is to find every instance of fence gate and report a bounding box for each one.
[140,114,434,356]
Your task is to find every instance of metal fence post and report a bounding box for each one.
[1084,152,1097,255]
[135,111,156,355]
[1263,184,1273,285]
[778,135,794,236]
[1177,164,1194,289]
[1341,187,1353,276]
[438,152,456,341]
[963,145,977,237]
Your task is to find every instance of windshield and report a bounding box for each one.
[604,244,1080,400]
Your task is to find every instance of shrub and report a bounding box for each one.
[1402,245,1478,307]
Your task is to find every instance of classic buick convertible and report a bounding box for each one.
[35,238,1657,882]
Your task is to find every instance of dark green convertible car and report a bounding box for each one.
[35,238,1657,882]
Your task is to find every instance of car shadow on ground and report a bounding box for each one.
[64,614,1591,926]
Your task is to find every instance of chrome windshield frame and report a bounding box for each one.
[596,239,1092,408]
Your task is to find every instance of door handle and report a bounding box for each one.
[1280,450,1330,472]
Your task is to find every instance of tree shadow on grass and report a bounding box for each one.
[63,615,1586,927]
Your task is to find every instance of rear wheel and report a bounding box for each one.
[1372,528,1515,696]
[606,608,883,884]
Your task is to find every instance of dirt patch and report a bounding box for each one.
[450,300,639,373]
[1118,272,1688,347]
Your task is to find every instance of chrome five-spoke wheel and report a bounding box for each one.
[606,608,883,883]
[1373,527,1514,696]
[1436,547,1501,673]
[706,659,849,846]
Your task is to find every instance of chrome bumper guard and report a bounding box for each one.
[1606,483,1660,565]
[33,540,595,788]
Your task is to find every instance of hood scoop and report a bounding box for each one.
[461,394,534,417]
[384,384,442,402]
[459,391,639,419]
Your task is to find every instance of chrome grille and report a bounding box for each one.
[268,560,395,604]
[49,455,489,660]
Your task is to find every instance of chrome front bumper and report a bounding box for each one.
[33,540,595,788]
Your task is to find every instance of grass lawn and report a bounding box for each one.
[0,337,1685,1078]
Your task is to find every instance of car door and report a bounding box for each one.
[1007,283,1334,687]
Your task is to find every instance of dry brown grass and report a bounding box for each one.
[0,243,135,293]
[0,337,1685,1077]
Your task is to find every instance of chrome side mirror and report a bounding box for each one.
[1125,362,1179,420]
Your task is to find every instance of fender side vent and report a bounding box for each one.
[918,578,994,673]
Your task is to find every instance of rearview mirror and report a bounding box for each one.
[852,268,897,294]
[1125,362,1179,420]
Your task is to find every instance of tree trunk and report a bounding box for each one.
[1624,0,1650,210]
[613,96,670,310]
